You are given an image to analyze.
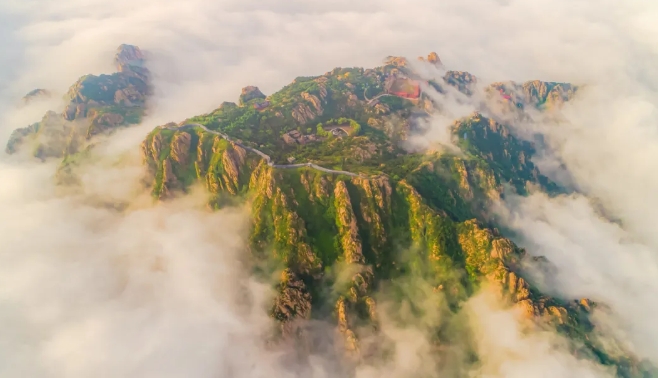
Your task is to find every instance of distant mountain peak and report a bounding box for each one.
[239,86,266,105]
[115,44,145,69]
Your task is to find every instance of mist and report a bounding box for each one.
[1,0,657,376]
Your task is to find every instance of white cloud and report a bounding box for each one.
[466,290,615,378]
[2,0,658,376]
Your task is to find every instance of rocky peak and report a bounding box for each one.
[420,52,443,68]
[219,101,238,110]
[22,88,51,104]
[239,86,266,106]
[114,44,145,70]
[384,56,409,67]
[427,52,441,64]
[115,44,149,82]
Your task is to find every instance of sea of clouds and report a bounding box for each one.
[1,0,657,377]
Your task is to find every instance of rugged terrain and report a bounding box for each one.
[6,47,653,377]
[6,44,150,159]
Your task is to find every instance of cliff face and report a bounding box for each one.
[140,121,642,374]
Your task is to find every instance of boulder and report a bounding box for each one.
[239,86,266,105]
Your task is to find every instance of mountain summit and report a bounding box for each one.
[4,45,651,377]
[6,44,151,158]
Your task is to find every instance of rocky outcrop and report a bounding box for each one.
[345,92,359,108]
[170,132,192,166]
[160,158,179,198]
[5,123,40,154]
[63,103,88,121]
[219,101,237,109]
[90,110,124,126]
[115,44,145,69]
[488,80,577,110]
[444,71,477,95]
[301,92,323,114]
[522,80,576,108]
[384,56,409,67]
[418,52,443,68]
[336,296,359,355]
[271,269,312,336]
[114,86,145,106]
[427,52,442,66]
[6,44,151,158]
[452,158,474,200]
[350,142,378,162]
[334,181,364,265]
[115,44,149,81]
[22,88,51,104]
[222,143,247,192]
[65,44,149,114]
[239,86,266,105]
[291,102,319,125]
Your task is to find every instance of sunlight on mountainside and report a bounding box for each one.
[1,1,658,377]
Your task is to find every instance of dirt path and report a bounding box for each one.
[162,123,364,178]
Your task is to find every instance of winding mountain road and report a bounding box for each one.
[364,88,394,105]
[162,123,363,178]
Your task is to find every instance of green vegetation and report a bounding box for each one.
[12,46,649,376]
[6,44,150,159]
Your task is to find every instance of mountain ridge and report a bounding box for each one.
[4,45,652,377]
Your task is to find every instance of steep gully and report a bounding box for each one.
[162,123,364,177]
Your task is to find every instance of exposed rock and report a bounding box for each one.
[64,103,88,121]
[239,86,266,105]
[222,143,247,192]
[444,71,477,95]
[301,92,323,114]
[336,297,359,355]
[374,103,390,115]
[291,102,318,125]
[334,181,364,264]
[346,92,359,108]
[350,142,378,162]
[22,89,51,104]
[114,86,146,106]
[8,44,153,157]
[271,269,312,336]
[160,158,179,198]
[315,176,330,200]
[453,158,474,200]
[364,296,378,322]
[547,306,568,324]
[5,123,39,154]
[417,52,443,68]
[90,111,124,127]
[114,44,145,70]
[427,52,443,66]
[317,83,328,99]
[150,132,164,162]
[170,132,192,166]
[282,133,297,145]
[491,238,515,260]
[219,101,237,109]
[384,56,409,67]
